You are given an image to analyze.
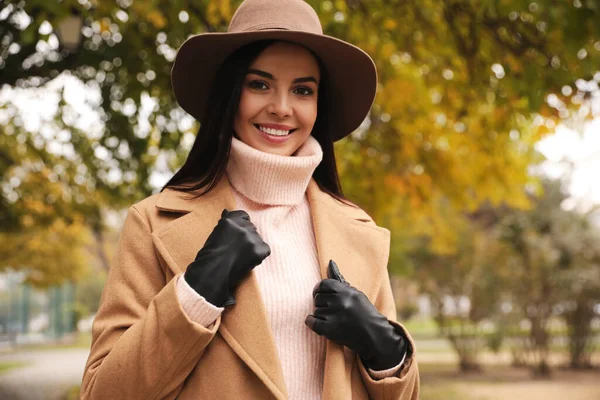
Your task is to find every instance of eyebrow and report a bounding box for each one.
[247,68,318,85]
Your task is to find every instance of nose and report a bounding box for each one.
[267,91,292,118]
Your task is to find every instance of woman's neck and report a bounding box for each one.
[225,136,323,206]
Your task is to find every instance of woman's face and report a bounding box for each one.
[234,41,320,156]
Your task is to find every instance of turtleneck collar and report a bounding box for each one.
[226,135,323,206]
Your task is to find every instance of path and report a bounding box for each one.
[0,348,89,400]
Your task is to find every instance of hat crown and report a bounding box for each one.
[228,0,323,35]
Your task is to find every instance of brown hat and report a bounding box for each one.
[171,0,377,141]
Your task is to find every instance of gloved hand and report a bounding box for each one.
[184,209,271,307]
[305,260,409,371]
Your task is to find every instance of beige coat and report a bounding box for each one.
[81,178,419,400]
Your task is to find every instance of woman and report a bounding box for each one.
[81,0,419,399]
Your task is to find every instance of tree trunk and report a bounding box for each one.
[458,357,483,372]
[529,314,552,377]
[449,336,483,373]
[566,299,595,369]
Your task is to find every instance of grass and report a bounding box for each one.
[418,360,600,400]
[0,361,28,375]
[62,364,599,400]
[403,317,600,339]
[14,332,92,352]
[24,354,600,400]
[6,326,599,400]
[420,383,481,400]
[58,331,92,349]
[403,317,439,337]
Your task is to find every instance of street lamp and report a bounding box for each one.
[55,12,83,53]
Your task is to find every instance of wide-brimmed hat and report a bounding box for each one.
[171,0,377,141]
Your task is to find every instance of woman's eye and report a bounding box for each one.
[294,86,314,96]
[248,80,268,90]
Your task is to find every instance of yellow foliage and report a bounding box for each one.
[219,0,232,20]
[146,10,167,29]
[7,0,591,278]
[99,18,111,33]
[207,0,233,27]
[0,219,92,288]
[383,18,398,31]
[334,0,348,13]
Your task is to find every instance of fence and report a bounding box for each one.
[0,272,76,347]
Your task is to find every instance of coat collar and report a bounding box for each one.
[153,178,390,400]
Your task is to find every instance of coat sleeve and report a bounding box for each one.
[80,206,221,400]
[356,270,420,400]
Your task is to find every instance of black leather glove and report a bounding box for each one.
[305,260,409,371]
[184,209,271,307]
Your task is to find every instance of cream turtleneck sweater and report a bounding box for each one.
[175,136,402,399]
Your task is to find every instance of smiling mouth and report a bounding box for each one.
[255,124,297,136]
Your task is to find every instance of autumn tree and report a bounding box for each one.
[1,0,599,285]
[547,184,600,370]
[496,179,600,376]
[410,202,513,372]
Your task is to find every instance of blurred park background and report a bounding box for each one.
[1,0,600,399]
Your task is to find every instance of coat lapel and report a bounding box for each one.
[151,178,391,400]
[306,180,391,400]
[152,179,288,400]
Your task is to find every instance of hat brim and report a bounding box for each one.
[171,30,377,141]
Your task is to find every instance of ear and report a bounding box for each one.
[327,260,347,283]
[221,209,229,218]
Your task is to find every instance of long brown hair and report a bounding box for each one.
[162,40,349,204]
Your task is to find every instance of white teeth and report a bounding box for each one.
[258,125,291,136]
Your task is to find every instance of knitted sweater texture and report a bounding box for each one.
[175,136,401,399]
